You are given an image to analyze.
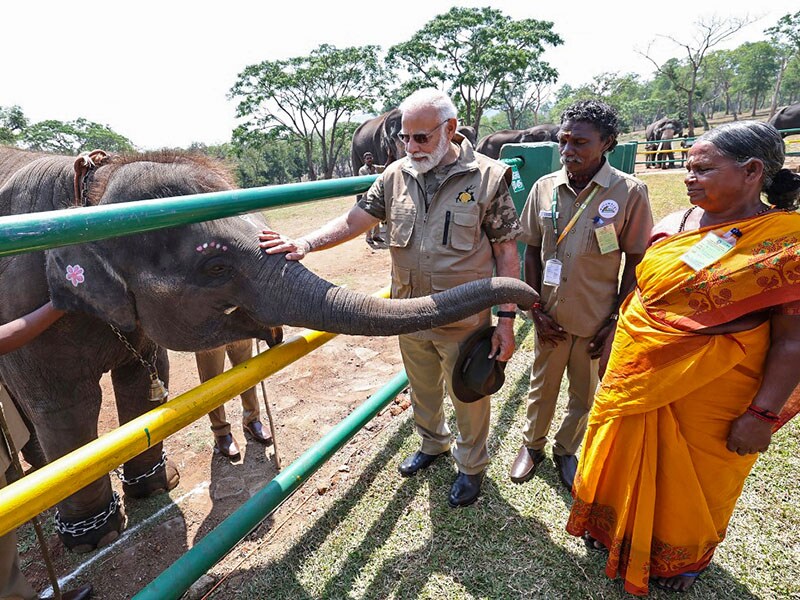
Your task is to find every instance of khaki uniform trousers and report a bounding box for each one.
[195,340,260,436]
[0,475,36,600]
[399,334,490,475]
[523,332,599,456]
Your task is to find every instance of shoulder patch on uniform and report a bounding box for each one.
[456,186,476,203]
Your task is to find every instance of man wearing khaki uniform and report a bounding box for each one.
[510,100,653,491]
[260,88,521,507]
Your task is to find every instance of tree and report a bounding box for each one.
[733,42,779,116]
[781,55,800,103]
[0,105,28,145]
[387,7,562,136]
[640,16,750,136]
[494,62,558,129]
[230,44,389,181]
[765,11,800,116]
[702,50,738,116]
[228,127,308,188]
[21,118,134,154]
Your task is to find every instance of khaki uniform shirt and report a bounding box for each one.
[359,136,521,341]
[0,385,29,472]
[520,159,653,337]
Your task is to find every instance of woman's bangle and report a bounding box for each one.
[497,310,516,320]
[746,405,780,423]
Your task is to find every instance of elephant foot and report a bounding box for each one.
[56,491,127,553]
[121,453,180,499]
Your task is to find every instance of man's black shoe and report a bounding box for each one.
[398,450,448,477]
[448,470,484,507]
[553,453,578,491]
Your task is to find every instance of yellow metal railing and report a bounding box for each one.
[0,286,390,537]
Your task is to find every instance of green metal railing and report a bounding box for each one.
[0,175,377,257]
[134,370,410,600]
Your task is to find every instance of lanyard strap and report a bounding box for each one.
[552,184,601,246]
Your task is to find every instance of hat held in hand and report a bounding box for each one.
[452,326,507,404]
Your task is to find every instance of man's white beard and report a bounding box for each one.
[407,134,451,174]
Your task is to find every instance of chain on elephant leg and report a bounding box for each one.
[118,450,180,499]
[55,491,127,553]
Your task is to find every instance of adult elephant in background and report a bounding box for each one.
[351,109,403,175]
[645,118,683,169]
[0,146,537,552]
[475,124,559,159]
[351,111,479,174]
[768,103,800,137]
[456,125,477,146]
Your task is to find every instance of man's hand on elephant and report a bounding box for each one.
[490,319,516,362]
[258,228,310,261]
[531,309,567,346]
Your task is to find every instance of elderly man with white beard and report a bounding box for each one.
[259,88,522,507]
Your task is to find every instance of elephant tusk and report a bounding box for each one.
[223,305,239,315]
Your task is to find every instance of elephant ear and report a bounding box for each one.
[46,243,138,331]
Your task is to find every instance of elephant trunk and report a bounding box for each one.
[255,258,536,337]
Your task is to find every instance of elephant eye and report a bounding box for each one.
[200,257,232,279]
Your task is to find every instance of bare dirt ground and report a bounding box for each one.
[17,197,406,599]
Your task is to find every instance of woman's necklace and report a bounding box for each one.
[678,204,774,232]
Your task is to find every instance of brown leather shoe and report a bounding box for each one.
[510,445,546,484]
[48,584,93,600]
[214,433,241,460]
[243,420,273,446]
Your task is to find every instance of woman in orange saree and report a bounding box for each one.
[566,121,800,595]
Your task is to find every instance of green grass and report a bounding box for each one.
[210,172,800,599]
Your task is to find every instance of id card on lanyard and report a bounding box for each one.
[544,184,601,287]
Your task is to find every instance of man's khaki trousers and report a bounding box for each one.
[522,332,599,456]
[399,335,490,475]
[195,339,261,436]
[0,474,37,600]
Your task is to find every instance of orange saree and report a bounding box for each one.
[566,210,800,595]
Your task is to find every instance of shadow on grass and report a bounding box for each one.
[208,321,766,599]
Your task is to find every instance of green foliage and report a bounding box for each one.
[765,10,800,55]
[387,7,562,135]
[228,127,309,187]
[494,61,558,129]
[230,44,389,180]
[782,56,800,101]
[0,105,28,144]
[21,117,134,154]
[733,42,779,114]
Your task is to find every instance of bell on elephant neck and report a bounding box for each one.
[149,376,169,403]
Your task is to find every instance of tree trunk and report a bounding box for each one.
[304,141,317,181]
[770,59,787,118]
[751,92,758,117]
[687,71,697,137]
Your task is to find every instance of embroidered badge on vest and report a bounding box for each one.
[456,186,475,203]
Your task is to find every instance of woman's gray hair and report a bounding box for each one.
[399,88,457,121]
[699,121,783,186]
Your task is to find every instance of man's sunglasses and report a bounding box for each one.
[398,120,450,145]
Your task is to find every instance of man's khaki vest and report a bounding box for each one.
[382,138,509,342]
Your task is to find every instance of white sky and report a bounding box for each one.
[2,1,796,149]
